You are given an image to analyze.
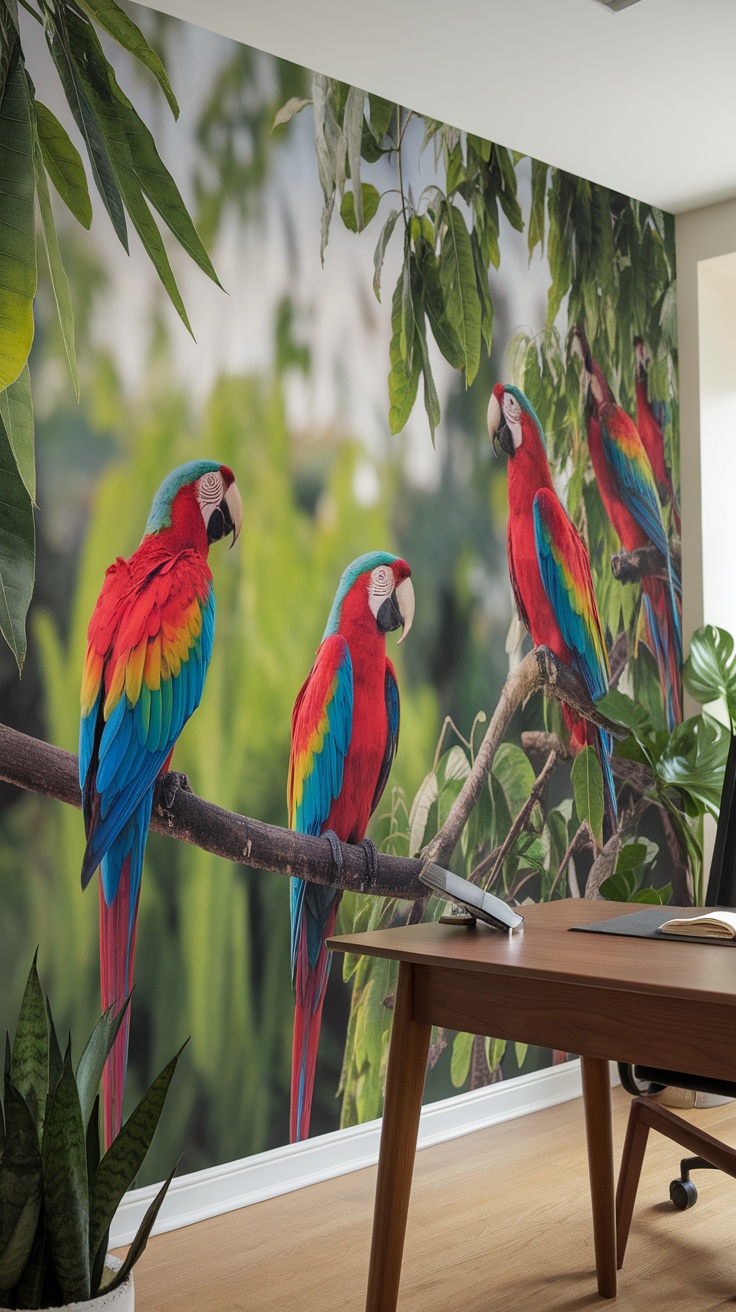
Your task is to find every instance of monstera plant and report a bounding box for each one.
[0,956,183,1309]
[597,623,736,907]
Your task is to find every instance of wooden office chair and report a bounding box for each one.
[615,730,736,1268]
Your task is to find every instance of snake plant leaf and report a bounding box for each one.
[0,49,37,392]
[0,364,34,504]
[0,409,35,672]
[45,996,62,1095]
[74,0,179,118]
[104,1161,178,1293]
[35,99,92,229]
[76,997,131,1132]
[0,1078,42,1292]
[33,130,80,401]
[683,624,736,728]
[10,955,48,1138]
[88,1046,184,1280]
[42,1045,90,1304]
[43,1,128,252]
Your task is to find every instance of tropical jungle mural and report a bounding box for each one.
[3,0,721,1190]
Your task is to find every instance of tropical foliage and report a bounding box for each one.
[0,956,180,1308]
[0,0,218,670]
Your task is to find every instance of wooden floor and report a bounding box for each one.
[123,1086,736,1311]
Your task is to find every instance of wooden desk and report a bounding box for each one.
[328,899,736,1310]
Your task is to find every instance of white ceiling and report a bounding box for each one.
[143,0,736,216]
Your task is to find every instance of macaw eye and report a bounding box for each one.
[197,471,223,506]
[370,566,393,596]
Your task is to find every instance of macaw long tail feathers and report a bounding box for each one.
[642,576,683,731]
[99,855,141,1149]
[598,727,618,844]
[290,900,340,1144]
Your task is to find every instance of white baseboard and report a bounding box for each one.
[112,1057,609,1246]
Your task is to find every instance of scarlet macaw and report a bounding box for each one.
[79,460,243,1145]
[575,331,682,729]
[487,383,617,835]
[288,552,415,1142]
[633,338,680,534]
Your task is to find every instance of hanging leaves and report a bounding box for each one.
[0,49,37,393]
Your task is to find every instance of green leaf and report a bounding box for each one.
[110,82,220,289]
[340,182,380,233]
[76,998,130,1132]
[34,100,92,228]
[413,309,440,442]
[658,712,729,818]
[683,625,736,728]
[42,1047,90,1304]
[528,157,548,257]
[372,207,399,301]
[439,203,481,385]
[367,94,393,142]
[43,4,128,252]
[10,956,48,1137]
[0,1076,42,1292]
[0,410,35,672]
[571,746,604,847]
[75,0,179,118]
[492,743,536,823]
[272,96,311,130]
[88,1047,182,1279]
[471,228,494,354]
[387,271,420,435]
[0,2,20,108]
[596,689,656,746]
[407,769,438,857]
[104,1162,177,1294]
[343,84,365,227]
[400,251,414,370]
[514,1042,528,1069]
[65,21,192,334]
[0,51,37,391]
[33,131,80,401]
[0,365,35,500]
[450,1031,472,1088]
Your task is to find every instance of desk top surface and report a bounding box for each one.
[328,899,736,1006]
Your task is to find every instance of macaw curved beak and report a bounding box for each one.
[376,576,415,643]
[487,390,514,458]
[395,576,415,645]
[224,479,243,546]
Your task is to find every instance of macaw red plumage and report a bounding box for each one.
[634,337,681,534]
[575,331,682,729]
[79,460,242,1146]
[287,552,414,1142]
[487,383,617,835]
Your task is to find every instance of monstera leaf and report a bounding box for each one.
[683,625,736,730]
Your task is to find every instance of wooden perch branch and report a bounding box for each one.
[611,544,679,585]
[0,722,424,899]
[0,646,622,898]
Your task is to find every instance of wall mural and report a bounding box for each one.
[0,0,685,1183]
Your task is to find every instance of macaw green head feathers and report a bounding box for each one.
[144,460,243,547]
[487,383,546,456]
[324,551,415,645]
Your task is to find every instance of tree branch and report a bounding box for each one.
[0,646,623,901]
[611,544,680,585]
[421,645,624,870]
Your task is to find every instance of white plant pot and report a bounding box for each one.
[1,1256,133,1312]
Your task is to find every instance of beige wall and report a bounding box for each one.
[676,197,736,651]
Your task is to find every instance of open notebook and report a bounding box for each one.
[660,909,736,940]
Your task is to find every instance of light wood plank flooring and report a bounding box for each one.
[122,1086,736,1311]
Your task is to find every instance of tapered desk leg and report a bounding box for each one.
[365,961,431,1312]
[581,1055,616,1298]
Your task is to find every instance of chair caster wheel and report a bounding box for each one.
[669,1178,698,1210]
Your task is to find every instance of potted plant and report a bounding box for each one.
[0,957,183,1310]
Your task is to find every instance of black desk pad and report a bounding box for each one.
[571,905,736,946]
